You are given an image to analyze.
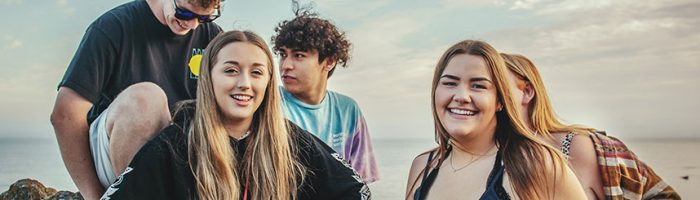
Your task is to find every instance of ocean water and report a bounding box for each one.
[1,137,698,199]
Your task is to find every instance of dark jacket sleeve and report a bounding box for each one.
[100,126,192,200]
[291,123,372,200]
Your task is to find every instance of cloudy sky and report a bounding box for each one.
[0,0,698,140]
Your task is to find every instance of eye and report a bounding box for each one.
[471,83,487,89]
[279,52,287,58]
[252,68,265,76]
[294,53,305,58]
[440,80,457,86]
[224,67,238,74]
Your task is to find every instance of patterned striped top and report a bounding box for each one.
[588,132,681,200]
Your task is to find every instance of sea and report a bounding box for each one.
[1,137,698,199]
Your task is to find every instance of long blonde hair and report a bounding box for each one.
[423,40,568,199]
[500,53,597,136]
[187,30,305,200]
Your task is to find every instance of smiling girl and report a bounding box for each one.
[406,40,586,200]
[101,30,370,200]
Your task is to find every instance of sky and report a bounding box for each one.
[0,0,698,140]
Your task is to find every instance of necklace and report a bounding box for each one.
[448,141,497,172]
[238,130,251,140]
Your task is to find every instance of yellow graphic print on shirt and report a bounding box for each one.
[188,54,202,76]
[188,48,205,79]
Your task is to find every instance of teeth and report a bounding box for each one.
[232,95,252,101]
[450,108,476,116]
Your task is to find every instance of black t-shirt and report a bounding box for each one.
[59,0,222,124]
[100,105,371,200]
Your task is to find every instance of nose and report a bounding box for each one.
[280,56,293,71]
[236,73,251,90]
[452,87,471,104]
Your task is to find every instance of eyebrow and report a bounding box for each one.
[292,48,309,53]
[223,60,267,68]
[440,74,493,83]
[223,60,239,66]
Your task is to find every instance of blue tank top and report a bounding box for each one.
[414,147,511,200]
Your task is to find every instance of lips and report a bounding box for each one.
[175,19,188,30]
[230,94,253,106]
[281,75,296,83]
[449,108,477,116]
[446,107,478,119]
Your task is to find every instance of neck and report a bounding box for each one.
[450,120,498,157]
[146,0,166,25]
[294,80,328,105]
[451,135,497,156]
[449,134,497,169]
[224,118,252,139]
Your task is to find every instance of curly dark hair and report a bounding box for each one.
[272,12,351,78]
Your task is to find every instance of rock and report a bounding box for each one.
[46,191,83,200]
[0,179,82,200]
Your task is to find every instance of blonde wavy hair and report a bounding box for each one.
[500,53,597,136]
[186,30,306,200]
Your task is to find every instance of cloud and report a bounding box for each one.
[9,39,22,49]
[2,35,23,50]
[314,0,395,21]
[55,0,75,15]
[484,0,700,138]
[319,7,448,138]
[440,0,504,8]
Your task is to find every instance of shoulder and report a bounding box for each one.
[412,149,436,167]
[406,148,437,196]
[562,131,598,164]
[171,100,196,127]
[408,148,437,179]
[85,1,144,43]
[140,100,194,158]
[91,1,142,30]
[287,121,323,151]
[326,90,360,108]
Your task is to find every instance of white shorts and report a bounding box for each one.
[89,108,116,188]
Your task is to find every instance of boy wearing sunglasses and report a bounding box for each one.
[51,0,223,199]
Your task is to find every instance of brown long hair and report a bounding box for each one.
[417,40,568,199]
[500,53,597,136]
[187,30,306,200]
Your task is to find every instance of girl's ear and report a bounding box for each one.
[522,82,535,105]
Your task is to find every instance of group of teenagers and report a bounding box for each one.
[48,0,681,199]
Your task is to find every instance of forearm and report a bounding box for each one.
[53,122,105,200]
[51,87,103,200]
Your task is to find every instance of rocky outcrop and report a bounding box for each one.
[0,179,82,200]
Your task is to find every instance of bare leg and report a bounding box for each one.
[105,82,172,176]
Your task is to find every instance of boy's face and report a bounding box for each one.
[163,0,218,35]
[278,47,332,96]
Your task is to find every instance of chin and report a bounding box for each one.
[170,27,189,35]
[283,85,302,94]
[446,129,474,138]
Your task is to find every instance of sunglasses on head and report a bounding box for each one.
[172,0,221,23]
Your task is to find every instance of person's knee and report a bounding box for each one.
[121,82,168,108]
[106,82,170,138]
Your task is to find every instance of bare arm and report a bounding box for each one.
[50,87,103,200]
